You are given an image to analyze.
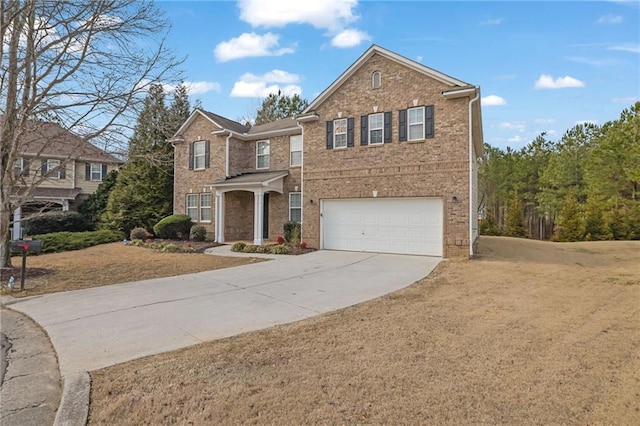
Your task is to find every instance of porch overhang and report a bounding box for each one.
[207,170,289,194]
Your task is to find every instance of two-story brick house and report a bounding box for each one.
[171,45,483,258]
[10,121,121,239]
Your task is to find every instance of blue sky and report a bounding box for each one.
[157,0,639,150]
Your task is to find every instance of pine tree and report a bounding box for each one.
[582,195,609,241]
[101,84,190,234]
[504,192,527,238]
[555,188,583,242]
[255,91,309,125]
[78,170,119,227]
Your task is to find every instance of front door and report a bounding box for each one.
[262,193,269,239]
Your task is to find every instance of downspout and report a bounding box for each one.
[296,121,304,238]
[468,88,480,257]
[225,133,231,177]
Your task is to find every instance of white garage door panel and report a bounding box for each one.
[322,198,443,256]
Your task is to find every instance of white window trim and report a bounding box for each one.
[199,193,212,223]
[289,135,302,167]
[289,192,302,222]
[369,113,384,145]
[333,118,348,149]
[90,163,103,181]
[47,159,61,179]
[193,141,206,170]
[14,157,25,174]
[186,194,198,222]
[408,106,425,141]
[372,71,381,88]
[256,140,270,170]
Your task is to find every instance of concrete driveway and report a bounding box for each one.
[5,250,440,375]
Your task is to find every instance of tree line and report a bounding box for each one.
[479,102,640,241]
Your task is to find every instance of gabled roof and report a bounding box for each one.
[170,108,249,141]
[302,44,472,114]
[7,120,121,163]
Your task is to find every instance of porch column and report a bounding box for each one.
[215,191,225,243]
[253,189,264,245]
[62,200,69,211]
[12,207,21,240]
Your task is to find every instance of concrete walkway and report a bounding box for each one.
[2,250,440,424]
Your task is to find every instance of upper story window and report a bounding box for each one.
[189,140,209,170]
[86,163,107,181]
[333,118,348,149]
[14,157,29,177]
[399,105,434,142]
[372,71,381,88]
[369,113,384,145]
[361,112,392,146]
[290,135,302,167]
[42,159,64,179]
[256,140,270,169]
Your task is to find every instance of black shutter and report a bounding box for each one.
[384,111,392,143]
[188,142,194,170]
[85,163,91,180]
[204,141,210,168]
[325,121,333,149]
[399,109,407,142]
[347,117,354,147]
[425,105,434,138]
[59,163,66,180]
[22,158,29,176]
[102,164,107,179]
[41,160,47,176]
[360,115,368,145]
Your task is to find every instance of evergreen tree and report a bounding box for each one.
[555,188,582,242]
[504,192,527,238]
[582,195,609,241]
[102,83,190,234]
[255,91,309,125]
[78,170,119,227]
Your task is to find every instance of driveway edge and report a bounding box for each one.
[54,371,90,426]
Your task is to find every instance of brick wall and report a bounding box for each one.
[301,53,472,258]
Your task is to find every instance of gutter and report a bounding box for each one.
[468,87,480,257]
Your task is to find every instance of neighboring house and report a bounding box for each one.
[171,45,483,258]
[9,121,121,239]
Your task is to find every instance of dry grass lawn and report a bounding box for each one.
[89,237,640,425]
[1,243,259,297]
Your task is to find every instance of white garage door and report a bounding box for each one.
[322,198,443,256]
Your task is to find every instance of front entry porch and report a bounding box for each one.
[209,171,288,246]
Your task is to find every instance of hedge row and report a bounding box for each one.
[32,230,123,254]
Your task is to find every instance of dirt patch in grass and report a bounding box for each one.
[1,242,261,297]
[89,237,640,425]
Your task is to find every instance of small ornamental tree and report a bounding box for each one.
[555,188,583,242]
[504,192,527,238]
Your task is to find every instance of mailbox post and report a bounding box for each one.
[10,240,42,291]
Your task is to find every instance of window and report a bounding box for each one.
[372,71,381,88]
[199,193,212,222]
[46,159,61,179]
[91,163,103,181]
[290,135,302,166]
[14,157,27,176]
[289,192,302,222]
[186,194,198,222]
[408,107,425,141]
[193,141,206,170]
[333,118,347,149]
[369,113,384,145]
[256,140,270,169]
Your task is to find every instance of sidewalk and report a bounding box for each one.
[0,307,61,426]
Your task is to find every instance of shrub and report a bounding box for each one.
[153,214,193,239]
[23,211,93,236]
[283,221,301,243]
[243,244,258,253]
[34,230,123,254]
[231,242,246,252]
[255,245,271,253]
[129,227,148,241]
[190,225,207,242]
[270,245,289,255]
[275,235,285,244]
[160,243,178,253]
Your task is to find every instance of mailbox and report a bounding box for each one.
[10,240,42,253]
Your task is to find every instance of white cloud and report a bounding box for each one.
[534,74,585,89]
[597,14,623,24]
[508,135,523,144]
[611,96,639,104]
[214,32,294,62]
[480,18,502,26]
[534,118,557,125]
[416,55,423,62]
[564,56,617,67]
[230,70,302,98]
[546,130,558,137]
[482,95,507,106]
[331,28,371,48]
[499,121,526,132]
[183,81,221,95]
[608,43,640,53]
[238,0,358,31]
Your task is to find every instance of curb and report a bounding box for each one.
[54,371,91,426]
